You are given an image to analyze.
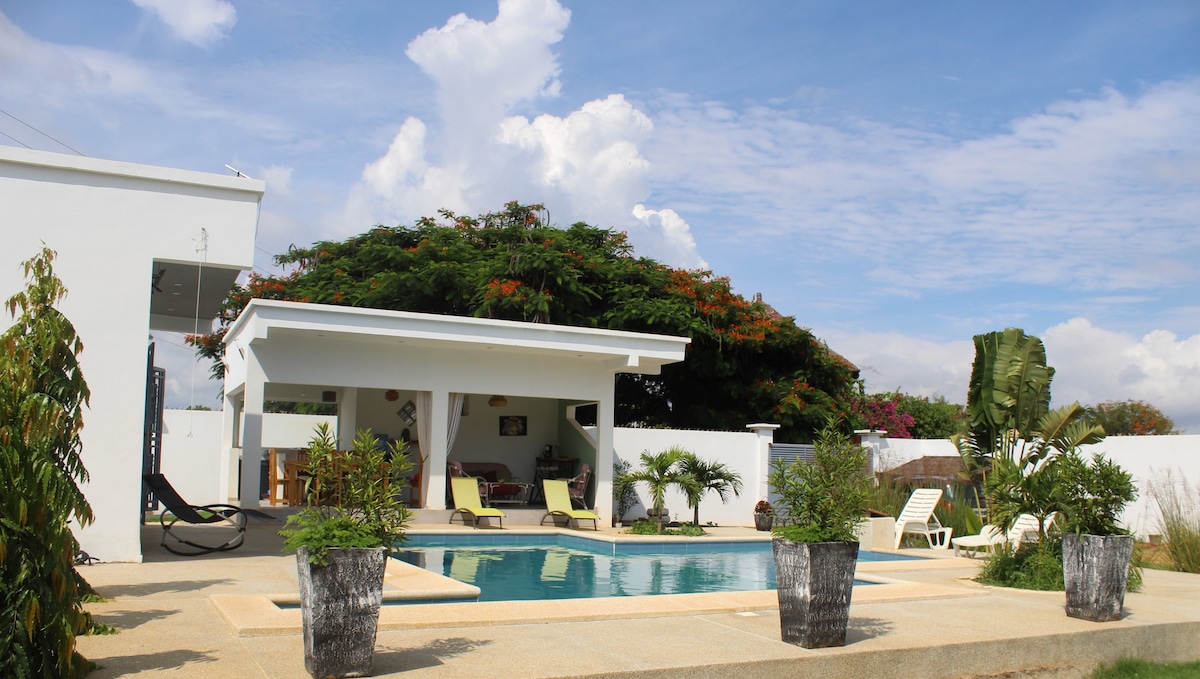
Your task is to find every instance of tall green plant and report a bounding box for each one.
[768,417,871,543]
[280,424,413,566]
[985,403,1106,540]
[966,328,1054,457]
[621,447,701,535]
[0,248,96,678]
[678,453,743,525]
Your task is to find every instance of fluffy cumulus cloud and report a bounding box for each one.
[1044,319,1200,433]
[346,0,706,269]
[130,0,236,48]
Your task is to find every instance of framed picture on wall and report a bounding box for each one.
[499,415,527,436]
[397,400,416,426]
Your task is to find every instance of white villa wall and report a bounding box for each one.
[613,427,766,527]
[1,147,262,562]
[869,434,1200,539]
[161,410,336,505]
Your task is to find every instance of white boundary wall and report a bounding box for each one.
[869,434,1200,539]
[612,427,770,527]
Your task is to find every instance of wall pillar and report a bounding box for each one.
[424,390,450,510]
[338,388,357,449]
[747,423,780,505]
[855,429,888,476]
[594,393,615,524]
[238,350,265,507]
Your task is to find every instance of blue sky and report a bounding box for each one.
[3,0,1199,431]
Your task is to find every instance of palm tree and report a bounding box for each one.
[623,446,701,534]
[678,453,743,526]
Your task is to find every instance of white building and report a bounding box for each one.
[0,146,264,562]
[220,299,692,523]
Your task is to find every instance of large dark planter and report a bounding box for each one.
[296,547,388,678]
[772,538,859,648]
[1062,533,1134,622]
[754,512,774,531]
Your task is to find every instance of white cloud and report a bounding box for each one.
[345,0,705,268]
[130,0,236,48]
[646,79,1200,293]
[1044,318,1200,432]
[819,329,974,401]
[259,165,293,196]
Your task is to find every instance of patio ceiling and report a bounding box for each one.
[149,259,242,333]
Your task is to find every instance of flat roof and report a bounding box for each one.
[225,299,691,374]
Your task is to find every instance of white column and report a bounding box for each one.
[238,350,265,507]
[594,393,615,524]
[424,390,450,510]
[854,429,888,476]
[747,423,780,504]
[338,388,357,449]
[219,389,238,502]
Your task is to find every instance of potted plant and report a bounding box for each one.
[767,417,871,648]
[1057,451,1138,622]
[754,500,774,531]
[280,423,413,678]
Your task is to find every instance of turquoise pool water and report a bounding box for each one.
[395,534,918,602]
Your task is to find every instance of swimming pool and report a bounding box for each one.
[395,534,918,602]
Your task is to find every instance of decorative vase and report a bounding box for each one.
[1063,533,1134,622]
[772,538,859,648]
[296,547,388,678]
[754,512,774,531]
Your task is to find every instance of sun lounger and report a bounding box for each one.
[143,473,277,556]
[449,476,505,529]
[894,488,952,549]
[540,479,601,530]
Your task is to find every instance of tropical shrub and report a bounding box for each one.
[0,248,97,678]
[678,452,743,525]
[1056,452,1137,536]
[768,416,871,543]
[1083,400,1178,436]
[280,424,413,566]
[618,447,701,535]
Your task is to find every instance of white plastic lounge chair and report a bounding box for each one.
[449,476,505,529]
[893,488,953,549]
[951,514,1041,558]
[540,479,601,530]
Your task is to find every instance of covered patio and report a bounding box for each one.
[220,299,690,520]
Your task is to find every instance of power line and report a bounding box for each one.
[0,129,32,149]
[0,107,85,156]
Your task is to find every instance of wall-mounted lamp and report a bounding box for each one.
[488,395,508,408]
[385,389,400,402]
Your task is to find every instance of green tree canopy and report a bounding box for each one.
[191,202,857,441]
[1083,400,1178,436]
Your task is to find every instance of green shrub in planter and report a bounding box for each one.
[280,424,413,678]
[767,417,871,648]
[1057,452,1138,622]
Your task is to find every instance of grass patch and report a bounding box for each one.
[1092,657,1200,678]
[625,519,706,536]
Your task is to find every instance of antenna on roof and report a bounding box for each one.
[224,164,252,179]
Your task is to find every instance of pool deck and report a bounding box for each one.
[76,514,1200,678]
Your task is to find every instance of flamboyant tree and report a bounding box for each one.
[1083,400,1178,436]
[190,203,857,441]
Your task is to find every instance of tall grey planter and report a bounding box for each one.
[772,538,859,648]
[296,547,388,678]
[1062,533,1134,623]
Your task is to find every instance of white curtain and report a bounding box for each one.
[447,393,464,454]
[416,391,466,460]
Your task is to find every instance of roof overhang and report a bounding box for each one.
[149,260,242,333]
[223,299,691,377]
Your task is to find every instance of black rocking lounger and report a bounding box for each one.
[143,473,276,556]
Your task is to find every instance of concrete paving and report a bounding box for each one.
[75,515,1200,678]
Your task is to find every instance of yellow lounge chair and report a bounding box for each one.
[540,479,601,530]
[450,476,505,529]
